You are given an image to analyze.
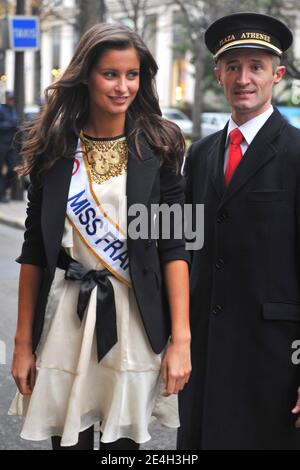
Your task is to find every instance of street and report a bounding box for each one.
[0,222,176,450]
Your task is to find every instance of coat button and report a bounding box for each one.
[145,239,153,248]
[215,258,225,269]
[212,305,223,315]
[142,267,148,275]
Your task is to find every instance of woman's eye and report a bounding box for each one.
[103,71,116,78]
[127,71,139,79]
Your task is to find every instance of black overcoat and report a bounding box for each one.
[178,109,300,450]
[17,126,189,356]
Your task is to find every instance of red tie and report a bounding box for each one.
[225,128,243,186]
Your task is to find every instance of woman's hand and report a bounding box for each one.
[161,339,191,396]
[161,260,191,396]
[292,386,300,427]
[11,343,36,395]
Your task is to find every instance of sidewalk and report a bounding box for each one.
[0,194,27,230]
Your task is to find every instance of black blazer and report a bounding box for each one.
[17,125,189,355]
[178,108,300,450]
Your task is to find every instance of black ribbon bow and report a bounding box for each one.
[57,251,118,362]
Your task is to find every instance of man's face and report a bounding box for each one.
[5,96,15,107]
[214,49,286,125]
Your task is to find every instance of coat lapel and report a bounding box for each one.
[219,109,286,208]
[42,137,76,275]
[209,125,228,199]
[126,118,160,210]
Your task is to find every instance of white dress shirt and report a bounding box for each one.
[224,106,274,172]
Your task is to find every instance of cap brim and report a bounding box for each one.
[215,44,281,61]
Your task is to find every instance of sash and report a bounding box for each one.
[66,139,131,287]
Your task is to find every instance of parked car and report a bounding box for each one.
[277,106,300,128]
[201,112,230,137]
[161,107,193,137]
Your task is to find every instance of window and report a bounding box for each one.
[143,14,157,57]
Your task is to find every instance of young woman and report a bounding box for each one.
[9,23,191,450]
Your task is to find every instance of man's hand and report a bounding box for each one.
[291,386,300,427]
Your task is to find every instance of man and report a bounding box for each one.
[0,91,19,202]
[178,12,300,450]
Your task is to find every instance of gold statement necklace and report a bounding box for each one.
[80,131,128,184]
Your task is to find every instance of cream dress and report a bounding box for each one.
[9,156,179,446]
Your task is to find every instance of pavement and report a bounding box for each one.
[0,195,27,230]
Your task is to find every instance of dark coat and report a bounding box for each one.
[0,104,19,170]
[17,127,189,356]
[0,103,19,148]
[178,108,300,450]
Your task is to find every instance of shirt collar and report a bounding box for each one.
[226,106,274,147]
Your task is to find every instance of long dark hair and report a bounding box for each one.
[18,23,185,179]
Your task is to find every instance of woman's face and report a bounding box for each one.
[85,47,140,117]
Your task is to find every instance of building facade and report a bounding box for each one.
[1,0,195,108]
[1,0,299,109]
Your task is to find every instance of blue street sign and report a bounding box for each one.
[8,16,40,51]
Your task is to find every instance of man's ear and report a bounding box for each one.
[273,65,286,85]
[214,67,222,86]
